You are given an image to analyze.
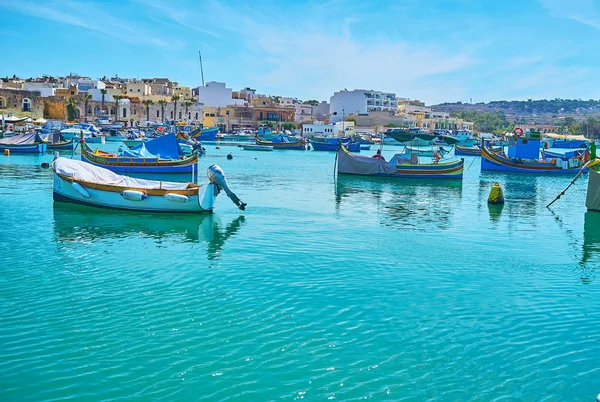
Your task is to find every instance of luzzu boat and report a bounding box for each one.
[481,128,588,174]
[542,133,590,149]
[454,145,482,156]
[61,123,104,143]
[189,126,219,142]
[44,131,74,150]
[386,128,459,146]
[0,133,48,153]
[256,134,306,150]
[337,145,464,179]
[52,157,246,213]
[81,133,198,173]
[310,137,360,152]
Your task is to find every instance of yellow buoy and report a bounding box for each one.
[3,149,9,156]
[488,182,504,204]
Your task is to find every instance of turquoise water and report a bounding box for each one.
[1,144,599,401]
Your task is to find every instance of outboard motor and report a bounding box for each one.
[207,164,246,211]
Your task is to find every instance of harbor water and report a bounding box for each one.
[1,144,599,401]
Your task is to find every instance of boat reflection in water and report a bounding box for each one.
[52,204,245,260]
[581,212,600,283]
[334,175,463,231]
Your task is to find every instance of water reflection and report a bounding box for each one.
[581,212,600,282]
[335,175,463,230]
[52,204,245,259]
[488,203,504,222]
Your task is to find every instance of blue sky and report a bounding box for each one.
[1,0,600,104]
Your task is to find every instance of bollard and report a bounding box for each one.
[488,182,504,204]
[3,149,9,156]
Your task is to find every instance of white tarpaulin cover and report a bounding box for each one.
[337,148,410,175]
[586,166,600,211]
[54,157,191,190]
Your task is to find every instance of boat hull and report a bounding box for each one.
[242,145,273,151]
[454,145,481,156]
[190,127,219,141]
[256,138,305,150]
[46,140,74,150]
[53,171,215,213]
[311,140,360,152]
[0,143,47,153]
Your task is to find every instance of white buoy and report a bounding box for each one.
[121,190,147,201]
[596,393,600,402]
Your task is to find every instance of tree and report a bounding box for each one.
[66,97,77,121]
[83,93,92,122]
[184,100,193,121]
[171,94,180,122]
[100,88,108,112]
[113,95,124,122]
[303,100,319,106]
[282,122,296,130]
[142,99,154,123]
[344,116,357,123]
[260,120,275,129]
[158,99,168,123]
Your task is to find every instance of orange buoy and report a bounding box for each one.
[3,149,9,156]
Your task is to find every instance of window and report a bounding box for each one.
[179,112,182,119]
[130,89,133,92]
[205,113,209,117]
[122,108,127,118]
[133,109,136,115]
[195,113,198,119]
[170,111,174,119]
[157,110,160,117]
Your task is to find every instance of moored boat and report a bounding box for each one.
[337,145,464,179]
[242,144,273,151]
[256,134,306,150]
[52,157,246,213]
[81,133,198,173]
[43,131,74,150]
[481,129,588,174]
[542,133,590,149]
[310,137,360,152]
[454,145,482,156]
[190,126,219,142]
[0,132,47,153]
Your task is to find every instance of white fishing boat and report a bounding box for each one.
[242,144,274,151]
[61,123,104,143]
[52,157,246,213]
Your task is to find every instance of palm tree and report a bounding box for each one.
[158,99,168,123]
[100,89,108,113]
[83,93,92,122]
[142,99,154,124]
[171,94,180,122]
[113,95,124,122]
[184,100,193,121]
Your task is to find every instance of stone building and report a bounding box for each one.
[0,88,43,119]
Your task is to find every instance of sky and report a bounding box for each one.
[1,0,600,104]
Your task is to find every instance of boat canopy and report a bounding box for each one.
[543,133,590,141]
[122,133,184,159]
[54,157,191,190]
[337,147,411,175]
[0,132,44,145]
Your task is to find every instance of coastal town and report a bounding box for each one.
[0,73,479,135]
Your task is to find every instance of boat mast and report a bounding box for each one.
[198,51,205,87]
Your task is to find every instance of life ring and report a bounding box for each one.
[513,127,524,137]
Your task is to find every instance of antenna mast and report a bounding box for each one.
[198,51,205,87]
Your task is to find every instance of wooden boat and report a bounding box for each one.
[242,144,273,151]
[481,129,587,174]
[542,149,585,160]
[52,157,246,213]
[542,133,590,149]
[0,133,47,153]
[337,145,464,179]
[44,131,74,150]
[122,138,146,147]
[310,137,360,152]
[189,126,219,141]
[402,145,451,157]
[256,135,306,150]
[386,128,459,146]
[454,145,481,156]
[81,133,198,173]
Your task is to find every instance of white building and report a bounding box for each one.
[22,82,57,97]
[330,89,398,123]
[195,81,247,107]
[294,104,313,123]
[63,75,94,92]
[302,120,355,137]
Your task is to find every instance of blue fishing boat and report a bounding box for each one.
[310,137,361,152]
[542,133,589,149]
[481,129,588,174]
[190,126,219,141]
[542,148,586,160]
[0,132,47,153]
[256,134,306,150]
[81,133,198,173]
[44,131,74,150]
